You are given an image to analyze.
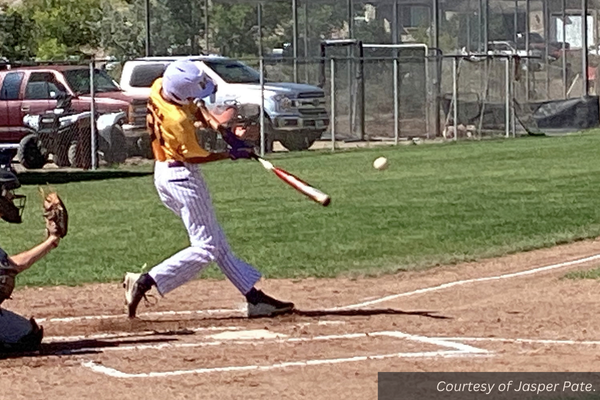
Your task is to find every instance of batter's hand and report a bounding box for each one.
[229,147,254,160]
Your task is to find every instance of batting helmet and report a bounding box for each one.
[162,59,216,105]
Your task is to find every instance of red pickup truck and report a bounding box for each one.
[0,64,150,165]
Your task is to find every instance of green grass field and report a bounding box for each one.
[563,266,600,280]
[3,131,600,287]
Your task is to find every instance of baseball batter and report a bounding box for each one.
[124,59,294,319]
[0,167,66,354]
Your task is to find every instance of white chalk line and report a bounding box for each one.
[65,253,600,376]
[59,333,371,354]
[36,253,600,325]
[333,253,600,310]
[82,351,489,378]
[80,330,491,378]
[44,320,345,343]
[435,336,600,346]
[59,331,488,355]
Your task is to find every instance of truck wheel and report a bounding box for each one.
[17,134,47,169]
[53,140,72,167]
[136,134,154,159]
[258,119,275,153]
[253,137,274,154]
[68,141,77,167]
[278,132,319,152]
[198,129,218,152]
[102,126,128,164]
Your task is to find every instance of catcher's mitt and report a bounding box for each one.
[39,188,68,238]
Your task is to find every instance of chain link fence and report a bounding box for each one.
[3,0,600,169]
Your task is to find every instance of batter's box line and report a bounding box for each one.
[333,253,600,310]
[79,331,492,378]
[433,336,600,346]
[37,253,600,325]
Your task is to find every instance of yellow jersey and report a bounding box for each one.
[146,78,210,162]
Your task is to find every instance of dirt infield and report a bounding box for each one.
[3,238,600,399]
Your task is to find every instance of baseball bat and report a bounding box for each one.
[193,101,330,206]
[251,154,331,207]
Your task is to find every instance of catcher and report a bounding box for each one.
[0,167,68,355]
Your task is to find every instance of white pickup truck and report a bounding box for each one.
[119,55,330,152]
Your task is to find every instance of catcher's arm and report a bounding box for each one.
[8,236,60,274]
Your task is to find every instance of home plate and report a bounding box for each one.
[207,329,287,340]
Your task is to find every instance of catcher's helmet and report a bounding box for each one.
[162,59,216,105]
[0,168,25,224]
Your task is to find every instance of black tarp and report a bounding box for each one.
[442,95,600,135]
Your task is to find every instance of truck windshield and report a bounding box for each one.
[203,60,260,84]
[63,69,121,94]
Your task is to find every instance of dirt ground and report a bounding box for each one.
[3,238,600,399]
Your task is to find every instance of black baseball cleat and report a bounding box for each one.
[123,272,155,318]
[246,289,294,318]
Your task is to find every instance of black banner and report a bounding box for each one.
[379,373,600,400]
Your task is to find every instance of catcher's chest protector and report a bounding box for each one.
[0,248,17,306]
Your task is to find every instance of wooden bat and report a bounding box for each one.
[251,154,331,207]
[194,101,330,206]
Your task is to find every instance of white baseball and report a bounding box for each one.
[373,157,388,170]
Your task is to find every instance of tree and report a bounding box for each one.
[92,0,145,58]
[210,3,262,57]
[0,5,37,60]
[22,0,103,59]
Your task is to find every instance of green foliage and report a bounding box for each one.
[35,37,69,60]
[210,3,262,57]
[91,0,145,58]
[147,0,206,56]
[24,0,102,59]
[411,13,459,53]
[0,5,36,60]
[300,4,348,57]
[353,18,391,45]
[563,267,600,280]
[0,1,396,61]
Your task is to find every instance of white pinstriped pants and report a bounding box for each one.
[148,161,261,296]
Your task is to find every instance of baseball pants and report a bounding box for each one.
[148,160,261,296]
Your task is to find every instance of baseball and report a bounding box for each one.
[373,157,388,170]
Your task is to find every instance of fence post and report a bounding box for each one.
[425,52,431,139]
[393,57,399,145]
[90,59,97,170]
[259,57,265,158]
[330,57,336,152]
[505,57,510,138]
[452,57,458,141]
